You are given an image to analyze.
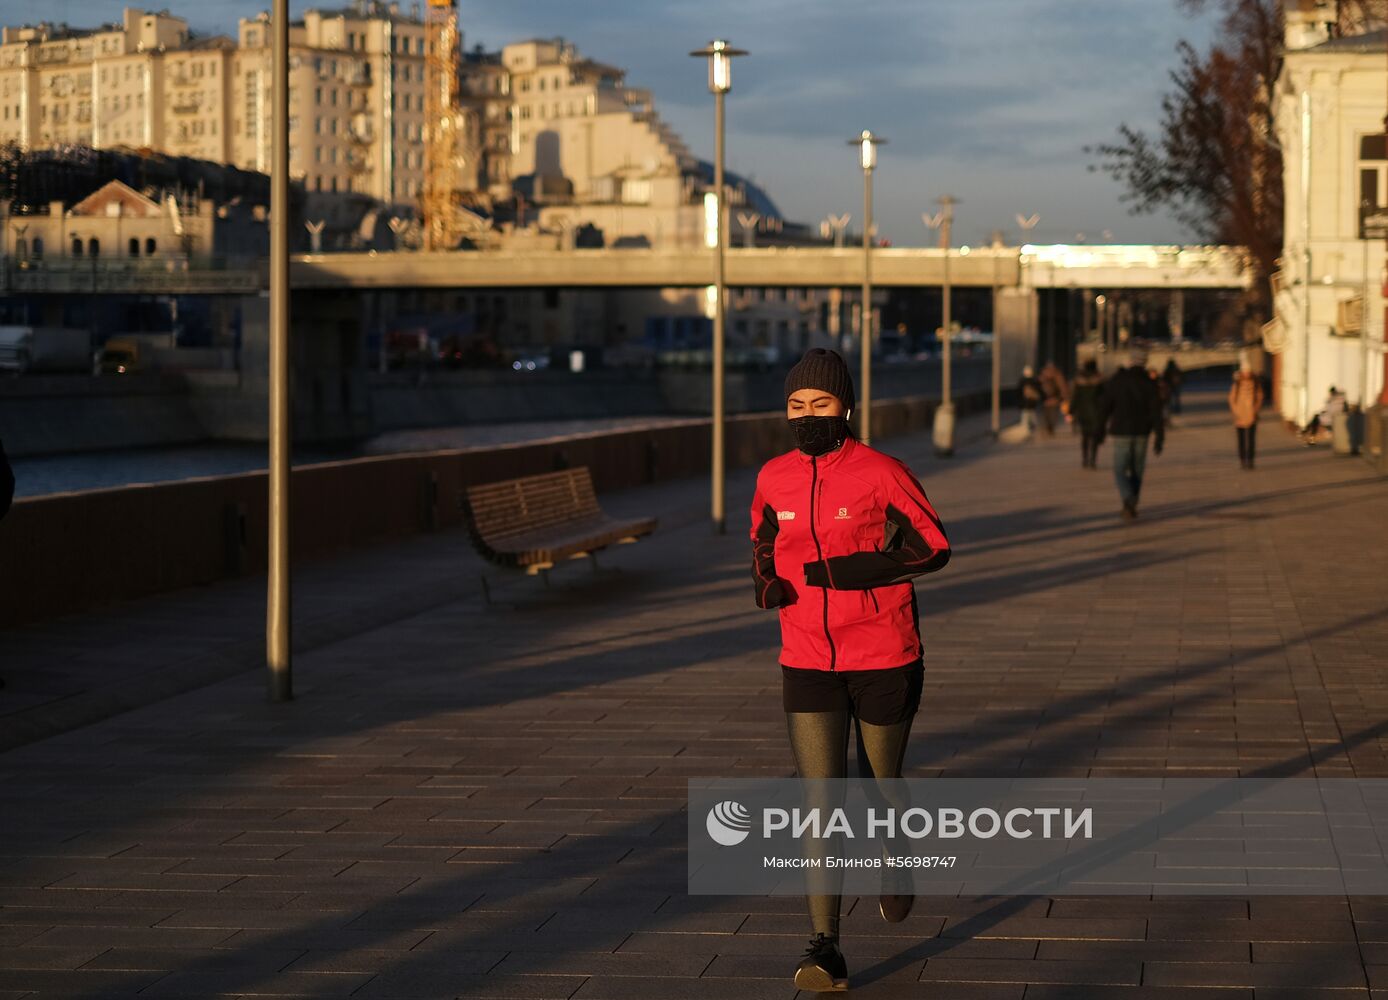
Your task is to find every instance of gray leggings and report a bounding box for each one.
[786,711,915,938]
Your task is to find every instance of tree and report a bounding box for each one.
[1089,0,1284,328]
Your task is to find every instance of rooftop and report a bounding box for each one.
[1302,26,1388,52]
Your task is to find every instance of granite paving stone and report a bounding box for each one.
[1,391,1385,997]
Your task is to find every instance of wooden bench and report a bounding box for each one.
[461,467,657,598]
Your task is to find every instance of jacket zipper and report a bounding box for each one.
[809,457,837,671]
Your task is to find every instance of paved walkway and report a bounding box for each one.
[1,389,1386,998]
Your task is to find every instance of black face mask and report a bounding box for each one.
[790,414,849,456]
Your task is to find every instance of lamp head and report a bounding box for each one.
[690,39,747,93]
[848,129,886,171]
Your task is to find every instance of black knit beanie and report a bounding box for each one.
[783,348,855,412]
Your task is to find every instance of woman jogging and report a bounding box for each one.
[749,348,951,991]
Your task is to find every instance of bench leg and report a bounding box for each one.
[479,573,493,607]
[588,552,599,574]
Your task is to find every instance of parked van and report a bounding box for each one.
[0,326,92,374]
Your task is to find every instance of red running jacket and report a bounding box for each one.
[749,434,950,671]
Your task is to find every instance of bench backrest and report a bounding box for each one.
[464,467,602,545]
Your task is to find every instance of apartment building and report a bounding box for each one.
[231,4,427,204]
[161,39,234,163]
[458,46,511,201]
[0,8,188,151]
[0,3,434,207]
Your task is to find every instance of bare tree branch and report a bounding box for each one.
[1087,0,1285,323]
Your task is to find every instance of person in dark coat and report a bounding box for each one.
[1070,359,1105,469]
[1037,361,1069,437]
[1097,349,1165,520]
[1162,358,1184,414]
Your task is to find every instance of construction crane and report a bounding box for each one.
[421,0,463,251]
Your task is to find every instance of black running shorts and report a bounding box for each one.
[781,659,923,725]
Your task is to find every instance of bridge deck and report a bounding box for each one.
[0,244,1251,293]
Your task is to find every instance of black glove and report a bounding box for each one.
[803,560,829,588]
[1153,439,1164,456]
[756,577,791,609]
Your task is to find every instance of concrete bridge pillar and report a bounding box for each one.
[995,286,1039,383]
[1169,289,1185,342]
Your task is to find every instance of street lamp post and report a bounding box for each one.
[848,130,885,444]
[1015,211,1039,375]
[821,213,850,352]
[924,196,958,456]
[267,0,292,702]
[989,231,1003,437]
[690,39,746,535]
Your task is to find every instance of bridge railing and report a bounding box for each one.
[0,256,264,294]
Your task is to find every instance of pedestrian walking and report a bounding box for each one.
[1162,358,1184,414]
[1070,359,1105,469]
[749,348,951,992]
[1038,361,1068,437]
[1097,348,1165,520]
[1228,362,1264,469]
[1018,364,1042,435]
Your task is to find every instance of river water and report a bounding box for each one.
[9,415,698,498]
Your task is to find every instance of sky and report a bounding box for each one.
[3,0,1220,246]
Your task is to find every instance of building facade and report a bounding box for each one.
[0,8,189,151]
[230,5,427,205]
[0,3,435,208]
[1272,0,1388,421]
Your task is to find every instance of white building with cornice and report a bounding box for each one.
[1271,0,1387,423]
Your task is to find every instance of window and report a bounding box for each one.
[315,86,321,104]
[71,237,82,256]
[1358,134,1388,238]
[145,237,156,255]
[128,237,139,256]
[31,237,42,259]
